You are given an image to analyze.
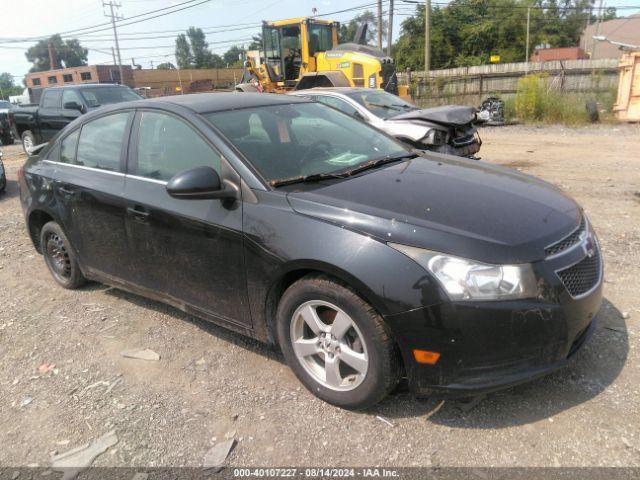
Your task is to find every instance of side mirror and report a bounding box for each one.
[63,101,83,112]
[166,166,236,200]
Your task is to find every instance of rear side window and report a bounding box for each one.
[76,113,130,171]
[60,130,79,163]
[134,111,222,181]
[42,91,62,109]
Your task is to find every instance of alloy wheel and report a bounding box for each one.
[290,300,369,391]
[45,233,72,282]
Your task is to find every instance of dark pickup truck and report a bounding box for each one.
[0,100,14,146]
[10,84,141,152]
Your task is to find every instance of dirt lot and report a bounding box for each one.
[1,125,639,468]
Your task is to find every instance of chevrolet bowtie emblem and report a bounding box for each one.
[581,234,595,258]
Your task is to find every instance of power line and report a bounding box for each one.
[0,0,213,44]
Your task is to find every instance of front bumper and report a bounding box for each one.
[385,276,603,397]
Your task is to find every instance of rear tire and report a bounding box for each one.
[40,221,86,289]
[276,275,401,409]
[21,130,35,154]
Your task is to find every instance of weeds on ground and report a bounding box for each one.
[511,74,617,126]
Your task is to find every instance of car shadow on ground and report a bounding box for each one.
[100,285,282,360]
[374,297,628,427]
[99,285,627,426]
[0,179,20,200]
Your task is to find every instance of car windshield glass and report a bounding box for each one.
[204,102,408,185]
[80,87,141,107]
[344,90,418,119]
[0,101,10,109]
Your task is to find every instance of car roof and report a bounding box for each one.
[143,92,312,114]
[47,83,128,91]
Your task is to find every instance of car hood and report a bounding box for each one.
[286,154,581,264]
[393,105,477,127]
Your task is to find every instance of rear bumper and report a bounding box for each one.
[384,280,602,397]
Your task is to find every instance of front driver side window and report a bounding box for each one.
[135,111,222,182]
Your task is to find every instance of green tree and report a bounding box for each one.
[209,53,225,68]
[248,33,262,50]
[187,27,212,68]
[156,62,176,70]
[394,0,601,71]
[223,45,244,67]
[0,72,14,90]
[174,28,227,69]
[338,10,388,45]
[25,34,88,72]
[175,33,194,69]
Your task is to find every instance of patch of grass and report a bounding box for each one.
[512,74,617,126]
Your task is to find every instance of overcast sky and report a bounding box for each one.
[1,0,639,82]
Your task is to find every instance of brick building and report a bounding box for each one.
[25,65,134,90]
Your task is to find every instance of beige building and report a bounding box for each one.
[581,15,640,59]
[25,65,134,89]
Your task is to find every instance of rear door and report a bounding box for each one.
[52,111,133,280]
[123,109,250,326]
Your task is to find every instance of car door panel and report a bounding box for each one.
[123,110,250,327]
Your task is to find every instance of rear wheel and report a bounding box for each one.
[276,275,401,409]
[21,130,35,154]
[40,221,86,289]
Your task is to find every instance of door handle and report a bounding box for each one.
[126,206,150,222]
[57,186,75,196]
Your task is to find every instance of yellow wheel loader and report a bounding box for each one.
[236,17,403,95]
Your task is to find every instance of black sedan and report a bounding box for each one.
[18,93,603,409]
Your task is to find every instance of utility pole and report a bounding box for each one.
[525,7,531,74]
[103,1,124,84]
[111,46,117,67]
[592,0,605,59]
[387,0,394,56]
[377,0,383,49]
[424,0,431,72]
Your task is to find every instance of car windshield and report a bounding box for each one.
[0,101,11,109]
[80,87,141,107]
[344,90,418,120]
[204,102,409,185]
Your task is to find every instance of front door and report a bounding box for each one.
[123,110,250,327]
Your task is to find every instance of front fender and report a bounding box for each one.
[242,190,446,341]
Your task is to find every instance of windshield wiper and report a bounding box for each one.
[338,151,418,176]
[270,171,349,187]
[367,102,404,111]
[367,102,417,111]
[271,152,418,187]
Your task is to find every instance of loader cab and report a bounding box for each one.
[262,18,338,86]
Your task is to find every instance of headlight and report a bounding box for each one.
[421,128,447,146]
[388,243,539,301]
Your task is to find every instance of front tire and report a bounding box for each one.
[276,275,401,409]
[40,221,86,289]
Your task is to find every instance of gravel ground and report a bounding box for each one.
[0,124,639,468]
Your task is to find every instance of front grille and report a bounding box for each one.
[545,217,586,256]
[557,249,601,297]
